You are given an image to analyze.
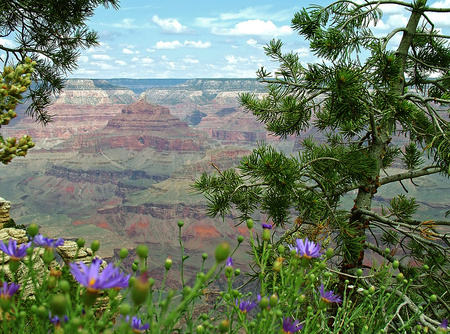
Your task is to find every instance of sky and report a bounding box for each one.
[4,0,450,79]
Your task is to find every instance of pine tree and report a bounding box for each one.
[195,0,450,319]
[0,0,119,124]
[0,0,119,163]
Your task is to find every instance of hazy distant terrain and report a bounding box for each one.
[1,78,449,281]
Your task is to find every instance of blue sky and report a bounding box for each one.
[4,0,450,79]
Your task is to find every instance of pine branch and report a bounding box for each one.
[378,166,442,186]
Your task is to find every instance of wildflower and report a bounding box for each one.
[131,271,150,306]
[437,319,448,334]
[0,281,20,310]
[236,299,257,313]
[33,235,64,250]
[225,257,234,278]
[318,284,342,305]
[125,315,150,333]
[282,317,303,333]
[262,223,272,230]
[49,312,69,327]
[69,258,130,294]
[289,238,322,259]
[0,239,31,260]
[257,294,270,310]
[0,281,20,299]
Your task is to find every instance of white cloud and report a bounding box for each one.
[247,39,260,48]
[78,56,89,63]
[91,62,115,70]
[427,1,450,27]
[155,40,211,49]
[184,40,211,48]
[225,55,248,64]
[194,17,218,27]
[212,19,292,37]
[112,18,137,29]
[115,60,127,66]
[155,41,182,49]
[122,48,135,54]
[141,57,154,65]
[182,56,199,64]
[92,54,112,61]
[152,15,189,33]
[0,38,15,48]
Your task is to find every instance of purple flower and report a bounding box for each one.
[0,282,20,299]
[319,284,342,304]
[69,258,130,294]
[236,299,257,313]
[439,319,448,332]
[125,315,150,332]
[262,223,272,230]
[33,235,64,250]
[282,317,303,333]
[49,312,69,326]
[289,238,322,259]
[0,239,31,260]
[226,257,233,267]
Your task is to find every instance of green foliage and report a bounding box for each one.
[0,58,36,164]
[0,0,119,123]
[195,0,450,324]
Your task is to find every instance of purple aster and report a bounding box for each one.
[439,319,448,331]
[0,281,20,299]
[289,238,322,259]
[0,239,31,260]
[262,223,272,230]
[226,257,233,267]
[236,299,257,313]
[125,315,150,332]
[69,258,130,294]
[49,312,69,326]
[33,235,64,250]
[282,317,303,333]
[318,284,342,304]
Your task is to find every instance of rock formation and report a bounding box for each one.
[0,198,11,228]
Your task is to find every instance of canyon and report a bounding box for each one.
[1,78,449,282]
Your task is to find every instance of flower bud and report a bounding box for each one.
[202,253,208,260]
[356,269,363,277]
[119,303,131,316]
[196,325,205,334]
[76,238,85,248]
[50,294,67,317]
[131,271,150,306]
[165,257,173,271]
[90,240,100,253]
[396,273,404,283]
[273,257,284,272]
[262,228,271,241]
[177,220,184,227]
[43,249,55,265]
[234,268,241,276]
[246,219,254,230]
[219,319,230,333]
[269,294,278,308]
[214,242,230,263]
[237,235,244,244]
[392,260,399,269]
[27,223,39,237]
[136,244,149,259]
[119,248,128,259]
[58,280,70,293]
[325,248,334,259]
[259,296,269,310]
[429,294,437,303]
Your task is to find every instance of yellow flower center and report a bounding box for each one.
[89,278,96,287]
